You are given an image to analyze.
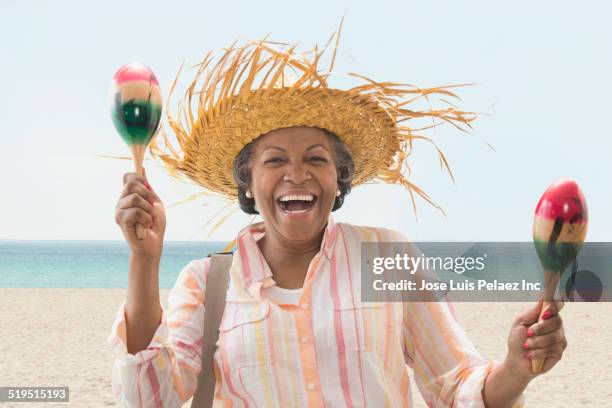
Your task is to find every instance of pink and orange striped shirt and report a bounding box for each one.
[108,216,523,407]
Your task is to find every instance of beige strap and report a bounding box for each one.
[191,253,232,408]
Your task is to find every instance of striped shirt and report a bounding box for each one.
[108,215,524,407]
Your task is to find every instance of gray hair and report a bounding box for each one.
[232,129,355,214]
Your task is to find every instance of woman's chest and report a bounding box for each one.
[215,293,404,375]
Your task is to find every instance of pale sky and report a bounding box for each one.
[1,0,610,242]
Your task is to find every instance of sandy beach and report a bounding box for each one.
[0,289,610,407]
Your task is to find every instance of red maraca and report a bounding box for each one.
[110,62,162,240]
[532,179,588,373]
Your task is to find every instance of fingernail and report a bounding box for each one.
[144,181,152,191]
[522,341,530,350]
[525,352,533,360]
[542,310,552,320]
[527,329,535,337]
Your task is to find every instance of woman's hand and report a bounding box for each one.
[115,168,166,258]
[483,299,567,407]
[505,299,567,380]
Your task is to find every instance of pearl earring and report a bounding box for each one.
[245,190,253,198]
[336,190,341,197]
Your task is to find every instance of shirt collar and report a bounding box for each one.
[233,214,339,291]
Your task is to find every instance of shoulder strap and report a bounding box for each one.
[191,252,232,408]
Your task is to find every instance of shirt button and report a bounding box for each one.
[307,382,316,391]
[300,302,309,310]
[300,336,309,344]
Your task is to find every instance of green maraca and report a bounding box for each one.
[110,62,162,240]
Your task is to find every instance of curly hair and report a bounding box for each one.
[232,129,355,214]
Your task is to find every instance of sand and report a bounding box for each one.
[0,289,610,407]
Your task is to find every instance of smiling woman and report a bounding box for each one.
[252,129,337,232]
[108,31,566,408]
[243,127,349,290]
[233,127,355,217]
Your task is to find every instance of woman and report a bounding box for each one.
[109,36,567,407]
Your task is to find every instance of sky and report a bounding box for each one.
[1,0,610,242]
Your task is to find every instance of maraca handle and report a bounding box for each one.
[531,300,553,374]
[531,269,561,374]
[133,158,148,241]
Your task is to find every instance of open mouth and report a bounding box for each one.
[277,194,318,214]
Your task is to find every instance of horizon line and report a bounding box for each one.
[0,239,230,244]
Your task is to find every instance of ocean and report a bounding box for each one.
[0,240,228,288]
[1,241,609,301]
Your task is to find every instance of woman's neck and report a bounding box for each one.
[258,229,324,289]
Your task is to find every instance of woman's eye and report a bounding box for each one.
[309,156,328,162]
[264,157,285,164]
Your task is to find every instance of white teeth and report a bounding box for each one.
[284,208,309,213]
[279,194,314,202]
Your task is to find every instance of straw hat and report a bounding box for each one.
[150,28,476,215]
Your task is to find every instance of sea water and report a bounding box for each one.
[1,241,609,299]
[0,240,227,288]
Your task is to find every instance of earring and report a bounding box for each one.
[336,190,341,197]
[245,190,253,198]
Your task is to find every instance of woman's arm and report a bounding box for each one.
[482,362,530,408]
[114,170,168,354]
[483,300,566,407]
[402,298,505,407]
[125,254,162,354]
[392,235,498,407]
[108,258,210,407]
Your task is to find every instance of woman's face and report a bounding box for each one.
[250,127,338,243]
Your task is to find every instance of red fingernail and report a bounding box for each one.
[542,310,552,320]
[527,329,535,337]
[522,341,530,350]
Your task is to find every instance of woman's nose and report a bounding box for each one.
[283,162,312,184]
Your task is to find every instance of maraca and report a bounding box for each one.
[532,178,588,373]
[110,62,162,240]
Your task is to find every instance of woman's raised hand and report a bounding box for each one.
[505,299,567,379]
[115,168,166,258]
